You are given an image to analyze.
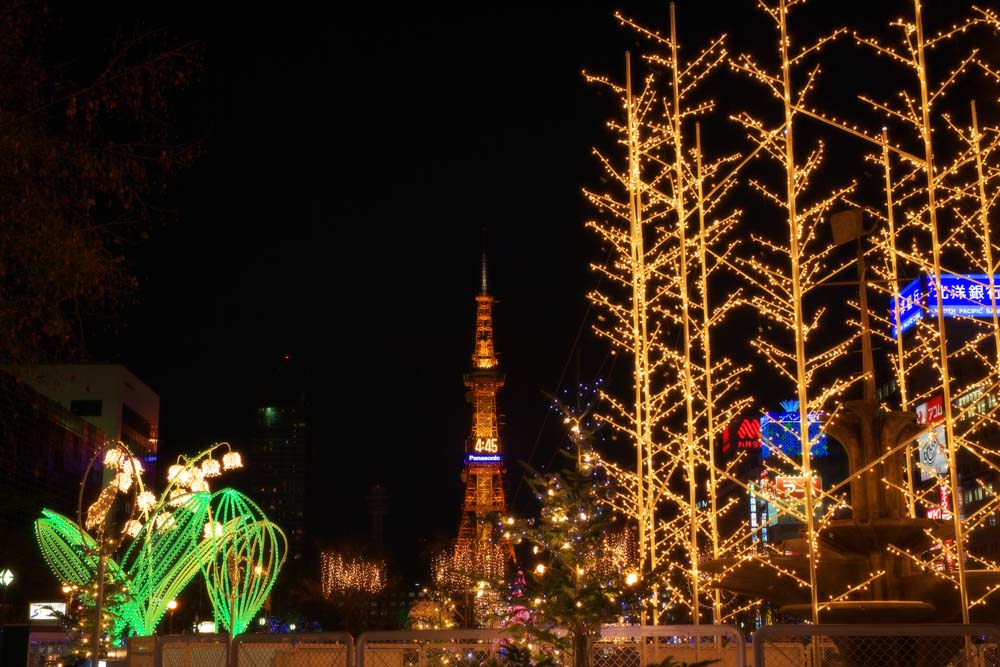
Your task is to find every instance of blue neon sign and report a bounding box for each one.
[760,401,828,460]
[890,273,1000,339]
[890,276,924,338]
[467,453,502,464]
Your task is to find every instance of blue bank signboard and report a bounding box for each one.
[890,273,1000,338]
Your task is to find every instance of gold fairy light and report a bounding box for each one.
[848,1,1000,624]
[167,489,187,506]
[572,0,1000,634]
[204,521,224,539]
[432,542,507,593]
[408,599,456,630]
[113,472,133,493]
[136,491,157,513]
[583,1,761,626]
[320,551,387,596]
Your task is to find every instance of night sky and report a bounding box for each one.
[94,2,657,571]
[66,1,995,579]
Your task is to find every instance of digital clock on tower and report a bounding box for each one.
[472,436,499,453]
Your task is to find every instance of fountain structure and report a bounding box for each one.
[702,397,1000,623]
[703,212,1000,630]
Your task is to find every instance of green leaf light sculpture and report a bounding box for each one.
[118,491,214,635]
[35,507,133,637]
[200,488,287,636]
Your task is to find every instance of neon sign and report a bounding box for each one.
[773,476,822,500]
[467,454,502,463]
[891,273,1000,338]
[722,418,762,455]
[890,276,925,338]
[760,401,828,459]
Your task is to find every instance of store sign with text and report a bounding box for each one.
[721,417,762,456]
[915,395,948,482]
[772,476,822,500]
[891,273,1000,338]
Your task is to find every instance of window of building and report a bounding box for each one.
[70,400,103,417]
[121,404,153,454]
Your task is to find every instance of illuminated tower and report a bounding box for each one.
[457,256,509,545]
[439,256,514,610]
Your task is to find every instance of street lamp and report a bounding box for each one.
[830,207,877,401]
[166,599,178,635]
[1,568,13,609]
[1,568,14,661]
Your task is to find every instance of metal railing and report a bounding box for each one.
[597,624,746,667]
[234,631,354,667]
[751,623,1000,667]
[357,629,513,667]
[158,633,229,667]
[116,623,1000,667]
[126,635,155,667]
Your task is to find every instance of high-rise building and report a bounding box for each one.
[251,357,309,571]
[2,363,160,622]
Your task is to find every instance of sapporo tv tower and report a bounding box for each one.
[446,254,515,602]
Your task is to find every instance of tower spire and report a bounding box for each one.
[481,227,488,295]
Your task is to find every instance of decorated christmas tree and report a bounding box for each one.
[506,413,644,667]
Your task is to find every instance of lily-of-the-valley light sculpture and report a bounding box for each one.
[34,440,286,662]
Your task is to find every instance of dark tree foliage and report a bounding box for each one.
[0,0,202,364]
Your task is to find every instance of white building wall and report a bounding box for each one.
[12,364,159,456]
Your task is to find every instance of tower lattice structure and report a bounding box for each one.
[445,257,515,593]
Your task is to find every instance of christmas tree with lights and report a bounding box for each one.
[506,407,644,667]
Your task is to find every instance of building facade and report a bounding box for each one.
[0,371,107,621]
[10,364,159,461]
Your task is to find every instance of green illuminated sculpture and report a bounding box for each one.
[200,488,286,636]
[33,442,287,641]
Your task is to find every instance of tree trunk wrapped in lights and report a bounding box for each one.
[578,0,1000,634]
[584,4,754,625]
[843,3,1000,623]
[719,0,867,624]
